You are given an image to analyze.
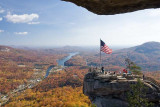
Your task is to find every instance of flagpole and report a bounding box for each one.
[100,39,101,69]
[99,39,112,73]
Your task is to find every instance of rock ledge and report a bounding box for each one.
[83,69,160,107]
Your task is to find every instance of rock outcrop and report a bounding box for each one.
[83,69,160,107]
[62,0,160,15]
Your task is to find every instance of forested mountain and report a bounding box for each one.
[84,42,160,71]
[113,42,160,71]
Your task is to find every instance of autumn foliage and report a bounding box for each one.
[4,66,91,107]
[145,71,160,82]
[33,66,88,92]
[5,86,91,107]
[0,46,66,94]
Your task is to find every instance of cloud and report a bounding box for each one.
[0,9,5,13]
[14,32,28,35]
[148,9,160,17]
[28,21,40,25]
[6,12,39,23]
[0,17,2,21]
[0,30,4,33]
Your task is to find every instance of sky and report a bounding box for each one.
[1,0,160,47]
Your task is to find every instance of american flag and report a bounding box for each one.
[100,40,112,54]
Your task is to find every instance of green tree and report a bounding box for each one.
[90,104,97,107]
[130,64,142,75]
[125,58,142,75]
[127,78,153,107]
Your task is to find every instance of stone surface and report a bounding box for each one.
[83,71,160,107]
[62,0,160,15]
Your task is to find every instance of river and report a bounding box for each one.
[44,65,55,78]
[44,52,78,78]
[57,52,79,66]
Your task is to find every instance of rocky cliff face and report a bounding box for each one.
[83,70,160,107]
[62,0,160,15]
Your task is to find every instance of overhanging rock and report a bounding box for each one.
[62,0,160,15]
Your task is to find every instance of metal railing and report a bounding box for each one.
[144,76,160,91]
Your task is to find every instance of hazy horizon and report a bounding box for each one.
[0,40,159,50]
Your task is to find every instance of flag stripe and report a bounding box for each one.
[100,40,112,54]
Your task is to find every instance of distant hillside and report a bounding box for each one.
[64,55,87,66]
[0,45,66,67]
[109,42,160,71]
[84,42,160,71]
